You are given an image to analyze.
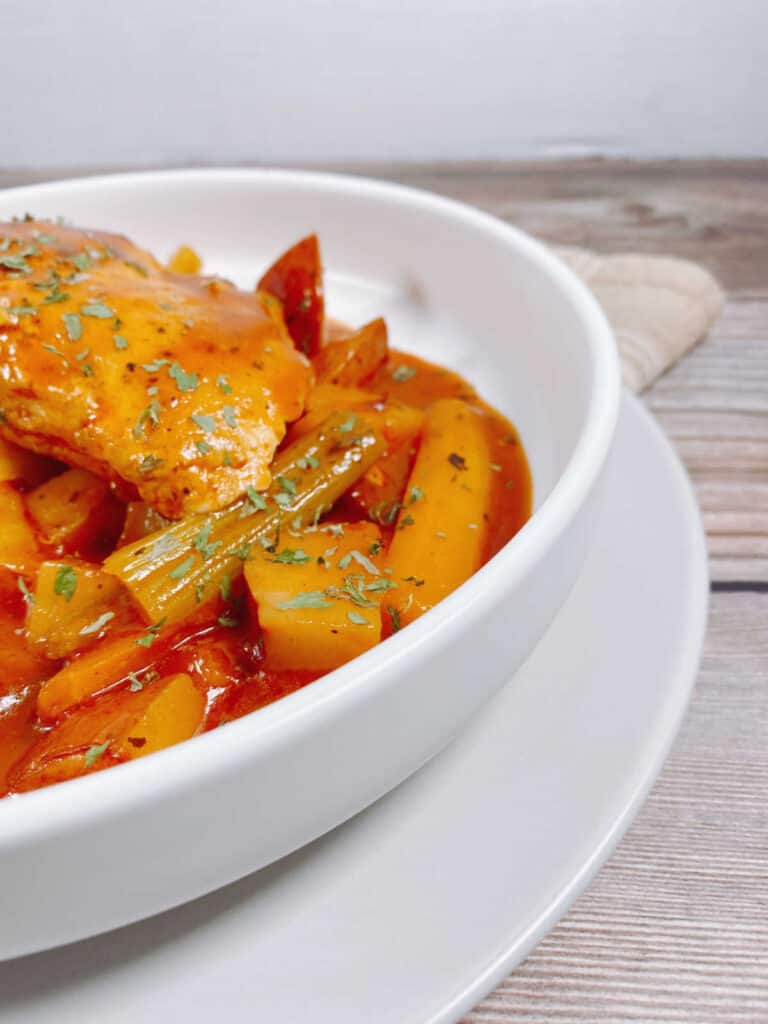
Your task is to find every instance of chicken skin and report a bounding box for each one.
[0,220,313,518]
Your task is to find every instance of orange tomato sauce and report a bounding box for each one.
[0,347,531,797]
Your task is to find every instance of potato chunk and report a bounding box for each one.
[10,673,205,792]
[26,468,123,556]
[244,522,385,672]
[27,560,129,659]
[0,482,40,574]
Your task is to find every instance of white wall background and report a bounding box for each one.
[1,0,766,167]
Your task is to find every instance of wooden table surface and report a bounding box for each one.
[2,161,766,1021]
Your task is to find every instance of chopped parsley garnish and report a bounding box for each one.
[368,540,383,556]
[190,413,216,432]
[345,549,380,575]
[232,541,252,561]
[407,486,425,504]
[245,485,267,511]
[168,554,196,580]
[196,440,212,455]
[217,613,240,628]
[347,610,368,626]
[269,548,312,565]
[168,361,199,392]
[17,576,34,605]
[216,374,232,395]
[220,574,232,601]
[222,405,237,428]
[329,576,377,608]
[277,591,333,610]
[397,514,415,530]
[390,364,417,382]
[364,577,398,593]
[42,343,70,365]
[42,287,70,305]
[33,268,61,291]
[192,523,221,561]
[142,358,169,373]
[72,252,91,272]
[135,618,166,648]
[386,606,402,633]
[81,363,95,377]
[274,492,292,507]
[277,475,297,496]
[53,565,77,601]
[0,254,31,273]
[370,500,400,526]
[80,302,115,319]
[134,399,162,440]
[62,312,82,341]
[139,454,163,474]
[296,454,320,470]
[338,414,357,433]
[113,333,129,350]
[84,741,110,769]
[10,303,36,317]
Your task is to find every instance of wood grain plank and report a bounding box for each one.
[464,594,768,1023]
[647,295,768,583]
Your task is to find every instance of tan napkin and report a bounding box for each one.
[553,247,725,392]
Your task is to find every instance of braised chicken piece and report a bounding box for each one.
[0,221,312,517]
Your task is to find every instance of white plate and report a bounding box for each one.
[0,392,708,1023]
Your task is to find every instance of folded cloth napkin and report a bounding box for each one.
[553,247,725,392]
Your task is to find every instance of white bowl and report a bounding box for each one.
[0,169,620,959]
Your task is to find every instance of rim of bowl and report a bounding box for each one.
[0,168,621,839]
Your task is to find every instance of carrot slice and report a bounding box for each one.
[257,234,324,356]
[314,317,388,386]
[10,673,205,792]
[383,399,492,628]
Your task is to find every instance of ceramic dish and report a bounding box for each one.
[0,169,620,959]
[0,392,709,1023]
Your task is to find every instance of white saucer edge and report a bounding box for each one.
[432,391,709,1024]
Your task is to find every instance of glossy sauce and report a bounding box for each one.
[0,349,531,797]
